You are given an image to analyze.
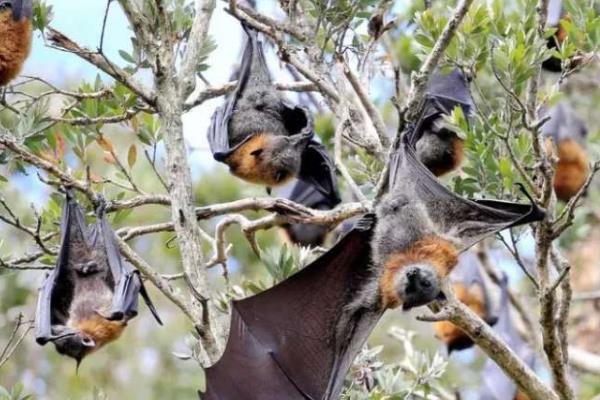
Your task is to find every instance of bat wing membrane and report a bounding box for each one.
[202,216,379,400]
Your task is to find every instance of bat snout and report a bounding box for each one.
[397,264,442,310]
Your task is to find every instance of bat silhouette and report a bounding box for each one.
[35,191,162,367]
[477,275,535,400]
[433,251,497,352]
[200,95,544,399]
[541,101,589,201]
[207,22,338,205]
[415,69,474,176]
[0,0,32,86]
[280,176,341,247]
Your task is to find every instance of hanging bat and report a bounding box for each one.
[477,275,535,400]
[433,251,497,352]
[371,113,545,310]
[200,101,544,399]
[541,101,589,201]
[0,0,32,86]
[280,173,341,247]
[414,68,474,176]
[35,191,162,367]
[542,0,579,72]
[207,22,338,203]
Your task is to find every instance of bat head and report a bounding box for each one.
[52,330,97,365]
[415,122,463,176]
[395,263,444,310]
[0,0,32,21]
[260,135,310,184]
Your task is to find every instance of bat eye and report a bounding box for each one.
[250,148,263,157]
[81,337,96,347]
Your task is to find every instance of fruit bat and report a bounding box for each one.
[35,191,162,366]
[433,251,497,352]
[280,174,341,247]
[200,101,544,400]
[541,101,589,201]
[371,113,545,311]
[207,22,338,202]
[476,276,535,400]
[414,69,474,176]
[542,0,575,72]
[0,0,32,86]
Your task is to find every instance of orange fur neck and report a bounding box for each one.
[545,138,589,201]
[225,133,294,186]
[78,315,126,351]
[0,12,32,86]
[380,236,458,309]
[431,137,464,177]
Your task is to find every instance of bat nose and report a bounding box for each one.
[405,268,434,293]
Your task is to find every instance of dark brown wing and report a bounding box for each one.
[202,216,381,400]
[92,204,162,324]
[388,118,545,252]
[422,69,475,124]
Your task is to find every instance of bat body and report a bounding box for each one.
[0,0,32,86]
[208,23,338,204]
[541,101,589,201]
[433,252,497,352]
[201,96,544,399]
[35,191,162,365]
[280,176,341,247]
[414,69,474,176]
[542,0,578,72]
[477,276,535,400]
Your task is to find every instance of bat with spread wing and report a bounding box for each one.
[0,0,32,86]
[35,191,162,367]
[541,101,589,201]
[200,75,544,399]
[477,276,535,400]
[433,251,497,353]
[414,68,474,176]
[207,22,338,203]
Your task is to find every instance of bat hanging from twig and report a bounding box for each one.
[207,22,339,202]
[35,190,162,368]
[414,68,474,176]
[541,101,589,202]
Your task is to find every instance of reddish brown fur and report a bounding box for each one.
[545,138,589,202]
[78,315,126,352]
[433,283,486,345]
[0,11,32,86]
[430,136,465,177]
[515,392,531,400]
[380,236,459,309]
[225,133,294,187]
